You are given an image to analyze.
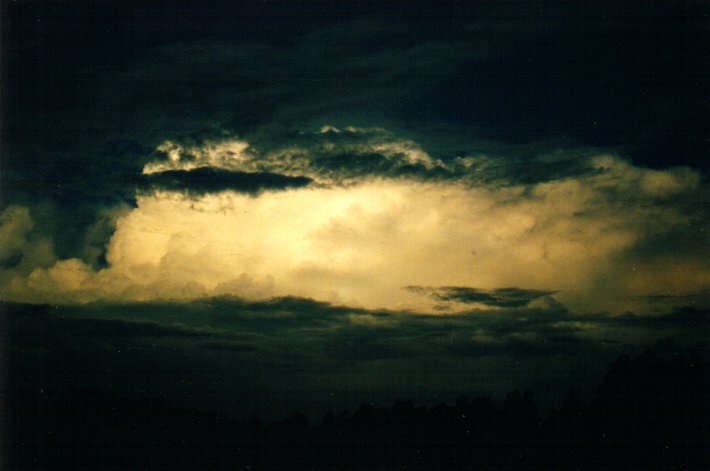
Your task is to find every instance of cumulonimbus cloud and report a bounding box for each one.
[1,128,707,316]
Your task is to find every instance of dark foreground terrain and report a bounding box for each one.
[4,350,708,470]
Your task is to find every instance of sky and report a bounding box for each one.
[1,0,709,418]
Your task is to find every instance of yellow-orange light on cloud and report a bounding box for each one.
[1,139,706,315]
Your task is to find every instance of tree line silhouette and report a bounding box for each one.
[5,350,708,470]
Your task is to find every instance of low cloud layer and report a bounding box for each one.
[4,297,706,417]
[6,296,706,366]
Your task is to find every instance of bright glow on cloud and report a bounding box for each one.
[1,131,707,314]
[142,126,444,184]
[143,139,253,175]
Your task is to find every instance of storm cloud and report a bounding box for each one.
[1,145,707,316]
[1,0,708,428]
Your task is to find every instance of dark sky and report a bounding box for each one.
[1,0,708,418]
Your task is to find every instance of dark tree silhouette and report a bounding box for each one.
[5,350,708,470]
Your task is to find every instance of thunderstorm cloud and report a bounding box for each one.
[1,0,708,424]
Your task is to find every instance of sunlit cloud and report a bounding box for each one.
[142,126,445,185]
[0,129,707,315]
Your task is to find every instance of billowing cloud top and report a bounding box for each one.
[1,125,707,316]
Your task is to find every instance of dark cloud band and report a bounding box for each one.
[140,168,313,196]
[406,286,557,308]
